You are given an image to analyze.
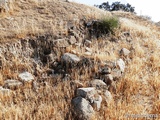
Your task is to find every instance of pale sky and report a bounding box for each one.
[73,0,160,22]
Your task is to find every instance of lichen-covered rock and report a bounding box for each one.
[71,97,95,120]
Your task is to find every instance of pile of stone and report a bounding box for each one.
[72,79,112,119]
[71,48,131,119]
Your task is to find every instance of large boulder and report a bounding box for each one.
[71,97,95,120]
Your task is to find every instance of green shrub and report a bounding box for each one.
[99,16,119,34]
[86,16,119,38]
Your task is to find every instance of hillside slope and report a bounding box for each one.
[0,0,160,120]
[0,0,109,42]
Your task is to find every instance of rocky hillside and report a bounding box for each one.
[0,0,160,120]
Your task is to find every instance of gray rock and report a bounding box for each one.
[89,79,106,89]
[91,95,102,111]
[4,79,23,89]
[76,87,102,111]
[53,39,69,47]
[120,48,130,56]
[77,87,96,98]
[18,72,34,82]
[116,59,125,72]
[72,97,95,120]
[68,36,76,45]
[0,86,11,95]
[76,87,97,103]
[104,90,113,104]
[61,53,80,63]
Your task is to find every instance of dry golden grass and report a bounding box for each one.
[0,0,110,42]
[0,81,74,120]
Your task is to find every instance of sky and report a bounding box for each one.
[73,0,160,22]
